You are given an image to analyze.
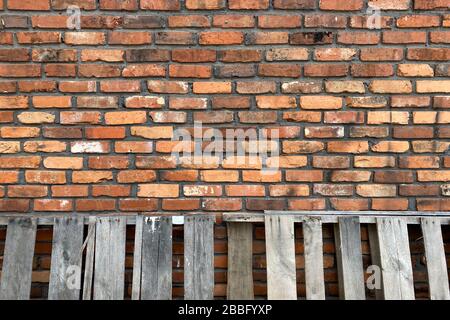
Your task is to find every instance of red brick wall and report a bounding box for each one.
[0,0,449,299]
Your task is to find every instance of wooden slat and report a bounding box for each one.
[265,215,296,300]
[184,215,214,300]
[82,217,96,300]
[376,217,415,300]
[131,215,144,300]
[334,217,365,300]
[226,222,254,300]
[303,217,325,300]
[0,218,37,300]
[223,212,450,225]
[48,216,84,300]
[367,224,384,299]
[93,217,126,300]
[421,218,450,300]
[140,216,172,300]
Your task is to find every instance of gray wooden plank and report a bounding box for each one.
[93,216,126,300]
[226,222,254,300]
[48,216,84,300]
[368,224,384,299]
[184,215,215,300]
[140,216,172,300]
[376,217,415,300]
[131,215,144,300]
[0,218,37,300]
[82,217,96,300]
[334,217,365,300]
[420,218,450,300]
[265,215,297,300]
[303,217,325,300]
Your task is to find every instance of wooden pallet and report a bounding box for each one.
[0,214,215,300]
[225,211,450,300]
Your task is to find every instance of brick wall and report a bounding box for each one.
[0,0,449,300]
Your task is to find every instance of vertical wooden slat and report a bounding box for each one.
[184,215,214,300]
[420,218,450,300]
[131,215,144,300]
[303,217,325,300]
[226,222,254,300]
[368,224,384,299]
[376,217,415,300]
[265,215,297,300]
[48,216,84,300]
[140,216,172,300]
[0,218,37,300]
[93,216,126,300]
[334,217,365,300]
[82,217,96,300]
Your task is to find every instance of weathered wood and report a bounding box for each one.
[48,216,84,300]
[376,218,415,300]
[0,218,37,300]
[303,217,325,300]
[420,218,450,300]
[82,217,96,300]
[334,217,365,300]
[227,222,254,300]
[131,215,144,300]
[367,224,384,299]
[93,217,126,300]
[265,215,296,300]
[223,212,450,225]
[184,215,215,300]
[140,216,172,300]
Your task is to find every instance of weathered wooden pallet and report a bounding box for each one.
[0,214,215,300]
[225,211,450,300]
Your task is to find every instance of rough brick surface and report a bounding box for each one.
[0,0,449,299]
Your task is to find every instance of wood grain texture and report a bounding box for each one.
[48,216,84,300]
[140,216,172,300]
[334,217,365,300]
[376,217,415,300]
[368,224,384,299]
[265,215,297,300]
[0,218,37,300]
[303,217,325,300]
[226,222,254,300]
[82,217,96,300]
[131,215,144,300]
[420,218,450,300]
[184,215,215,300]
[93,217,126,300]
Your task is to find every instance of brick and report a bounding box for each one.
[398,64,434,77]
[24,141,66,153]
[186,0,224,10]
[76,199,115,212]
[320,0,363,11]
[8,0,50,10]
[8,185,48,198]
[305,14,347,28]
[141,0,180,10]
[266,48,308,62]
[169,15,210,27]
[372,199,409,211]
[169,65,211,78]
[65,32,105,45]
[315,48,356,61]
[44,157,83,169]
[289,199,325,211]
[369,80,412,93]
[119,198,158,212]
[259,15,301,28]
[199,32,244,45]
[330,198,368,211]
[383,31,427,44]
[273,0,316,9]
[229,0,269,9]
[300,96,342,110]
[356,184,396,197]
[204,198,242,211]
[92,185,130,197]
[314,184,353,196]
